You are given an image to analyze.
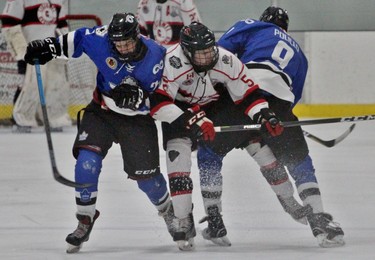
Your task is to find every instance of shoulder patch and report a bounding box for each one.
[169,55,182,69]
[222,54,233,67]
[106,57,118,70]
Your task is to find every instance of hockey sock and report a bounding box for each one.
[197,145,224,214]
[137,173,170,211]
[288,155,317,187]
[288,155,324,212]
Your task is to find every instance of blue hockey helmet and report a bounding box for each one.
[260,6,289,31]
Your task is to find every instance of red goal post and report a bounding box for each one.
[0,14,102,124]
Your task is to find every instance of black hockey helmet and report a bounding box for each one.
[180,22,219,73]
[260,6,289,31]
[108,13,144,62]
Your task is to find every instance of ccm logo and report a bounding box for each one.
[241,75,256,87]
[135,168,158,175]
[188,111,205,126]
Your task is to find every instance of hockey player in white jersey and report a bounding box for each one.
[218,6,344,248]
[136,0,201,47]
[0,0,72,131]
[23,13,176,253]
[149,22,308,250]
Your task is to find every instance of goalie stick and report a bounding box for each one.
[214,115,375,132]
[302,123,356,148]
[35,61,91,188]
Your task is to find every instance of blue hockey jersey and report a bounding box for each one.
[58,25,166,115]
[218,19,308,105]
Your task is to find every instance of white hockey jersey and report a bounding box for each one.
[1,0,68,42]
[136,0,201,46]
[150,44,269,123]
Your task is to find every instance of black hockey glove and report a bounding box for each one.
[174,105,215,141]
[24,37,61,65]
[253,108,284,137]
[110,83,145,110]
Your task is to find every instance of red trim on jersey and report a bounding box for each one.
[244,98,267,115]
[234,84,260,105]
[150,100,174,116]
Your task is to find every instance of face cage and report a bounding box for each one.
[184,45,219,73]
[111,36,141,62]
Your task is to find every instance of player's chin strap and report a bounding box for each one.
[214,115,375,133]
[34,59,92,188]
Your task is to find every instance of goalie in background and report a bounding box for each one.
[217,6,344,248]
[0,0,72,132]
[23,12,176,253]
[136,0,201,47]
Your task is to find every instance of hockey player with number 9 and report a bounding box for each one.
[217,6,344,247]
[0,0,72,131]
[23,12,176,253]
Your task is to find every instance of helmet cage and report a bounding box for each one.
[180,22,219,73]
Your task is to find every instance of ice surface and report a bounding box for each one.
[1,121,374,259]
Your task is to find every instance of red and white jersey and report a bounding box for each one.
[151,44,269,123]
[0,0,68,42]
[136,0,201,47]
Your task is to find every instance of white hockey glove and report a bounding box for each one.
[24,37,61,65]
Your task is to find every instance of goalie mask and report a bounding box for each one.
[260,6,289,31]
[108,13,145,62]
[180,22,219,73]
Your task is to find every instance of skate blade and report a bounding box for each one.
[66,243,82,254]
[210,236,232,247]
[202,232,232,247]
[177,238,195,251]
[317,234,345,248]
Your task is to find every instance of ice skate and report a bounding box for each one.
[307,212,345,248]
[199,205,231,247]
[173,213,196,251]
[277,195,313,225]
[66,210,100,253]
[158,201,176,238]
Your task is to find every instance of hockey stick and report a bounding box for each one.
[214,115,375,132]
[35,60,91,188]
[302,123,356,148]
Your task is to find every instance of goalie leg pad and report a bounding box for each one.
[12,66,40,127]
[39,60,72,128]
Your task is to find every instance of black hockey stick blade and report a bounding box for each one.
[214,115,375,133]
[303,123,356,148]
[35,60,92,188]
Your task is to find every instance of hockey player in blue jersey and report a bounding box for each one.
[217,6,344,247]
[24,13,175,253]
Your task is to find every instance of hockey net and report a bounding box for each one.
[0,14,102,125]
